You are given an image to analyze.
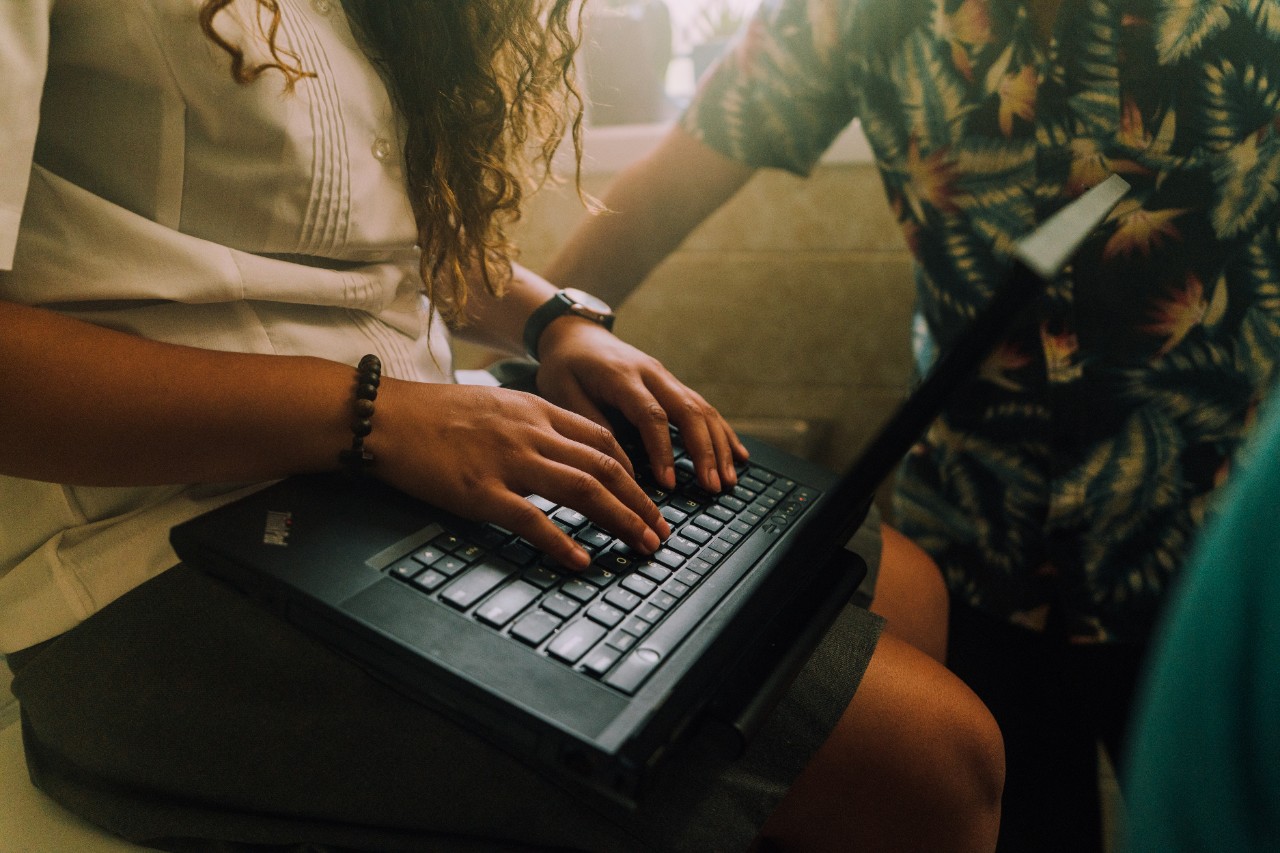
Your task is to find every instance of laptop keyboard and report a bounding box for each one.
[383,432,819,694]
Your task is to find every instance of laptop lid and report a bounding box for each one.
[807,173,1132,549]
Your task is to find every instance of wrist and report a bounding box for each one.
[522,287,615,360]
[535,314,614,362]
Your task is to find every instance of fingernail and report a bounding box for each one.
[659,465,675,489]
[723,466,738,486]
[643,528,662,553]
[705,469,722,492]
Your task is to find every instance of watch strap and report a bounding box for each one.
[523,290,615,361]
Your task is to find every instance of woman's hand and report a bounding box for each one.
[370,378,670,570]
[534,318,749,493]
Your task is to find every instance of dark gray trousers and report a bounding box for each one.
[9,565,881,852]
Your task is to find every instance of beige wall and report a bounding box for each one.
[456,162,918,486]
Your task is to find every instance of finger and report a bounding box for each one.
[486,492,593,570]
[542,397,637,482]
[531,451,670,554]
[707,409,747,486]
[646,382,726,492]
[614,394,678,491]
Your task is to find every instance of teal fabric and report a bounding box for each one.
[1126,392,1280,852]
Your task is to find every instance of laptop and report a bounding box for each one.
[171,174,1129,810]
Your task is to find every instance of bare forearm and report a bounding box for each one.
[544,125,756,307]
[0,300,351,486]
[451,259,560,353]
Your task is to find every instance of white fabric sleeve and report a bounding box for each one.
[0,1,52,271]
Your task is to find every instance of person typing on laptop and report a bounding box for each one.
[0,2,1004,852]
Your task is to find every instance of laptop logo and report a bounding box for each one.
[263,510,293,546]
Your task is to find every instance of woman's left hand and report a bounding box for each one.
[534,317,749,493]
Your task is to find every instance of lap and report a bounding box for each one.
[11,564,883,852]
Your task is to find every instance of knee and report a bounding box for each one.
[882,640,1005,827]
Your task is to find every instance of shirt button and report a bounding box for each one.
[311,0,332,15]
[371,137,393,162]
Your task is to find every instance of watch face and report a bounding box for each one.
[563,288,613,318]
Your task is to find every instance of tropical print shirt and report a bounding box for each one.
[682,0,1280,643]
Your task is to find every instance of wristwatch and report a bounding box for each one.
[522,288,616,361]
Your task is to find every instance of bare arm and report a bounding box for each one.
[455,249,750,492]
[543,124,757,309]
[0,298,351,486]
[0,297,666,568]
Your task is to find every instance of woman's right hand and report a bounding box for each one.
[369,379,670,570]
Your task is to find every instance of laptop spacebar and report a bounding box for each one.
[605,538,770,694]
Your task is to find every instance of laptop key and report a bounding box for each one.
[680,525,712,545]
[603,587,642,612]
[433,555,471,577]
[548,618,608,664]
[660,505,688,525]
[522,564,560,589]
[575,526,613,550]
[652,549,684,569]
[475,581,540,628]
[637,563,671,584]
[706,505,735,523]
[440,560,514,610]
[593,549,635,574]
[542,592,581,619]
[453,543,485,562]
[500,540,538,566]
[684,557,714,576]
[621,615,651,637]
[510,610,561,646]
[691,514,724,533]
[674,568,701,587]
[412,568,449,592]
[560,578,598,602]
[666,536,699,557]
[606,629,638,652]
[604,646,663,693]
[411,545,449,566]
[587,602,626,629]
[580,645,623,678]
[527,494,556,513]
[553,507,587,529]
[580,565,620,587]
[388,557,423,580]
[636,604,664,623]
[433,532,465,551]
[621,574,658,597]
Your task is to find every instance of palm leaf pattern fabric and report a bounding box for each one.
[683,0,1280,642]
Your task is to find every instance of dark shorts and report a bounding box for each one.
[9,564,882,852]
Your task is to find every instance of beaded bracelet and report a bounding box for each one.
[339,354,380,477]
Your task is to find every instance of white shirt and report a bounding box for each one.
[0,0,453,652]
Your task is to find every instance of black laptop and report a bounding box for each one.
[171,174,1128,810]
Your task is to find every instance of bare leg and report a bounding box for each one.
[754,634,1005,852]
[871,523,949,663]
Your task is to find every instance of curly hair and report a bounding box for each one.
[198,0,586,326]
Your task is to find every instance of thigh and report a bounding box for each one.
[868,524,948,663]
[11,565,881,853]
